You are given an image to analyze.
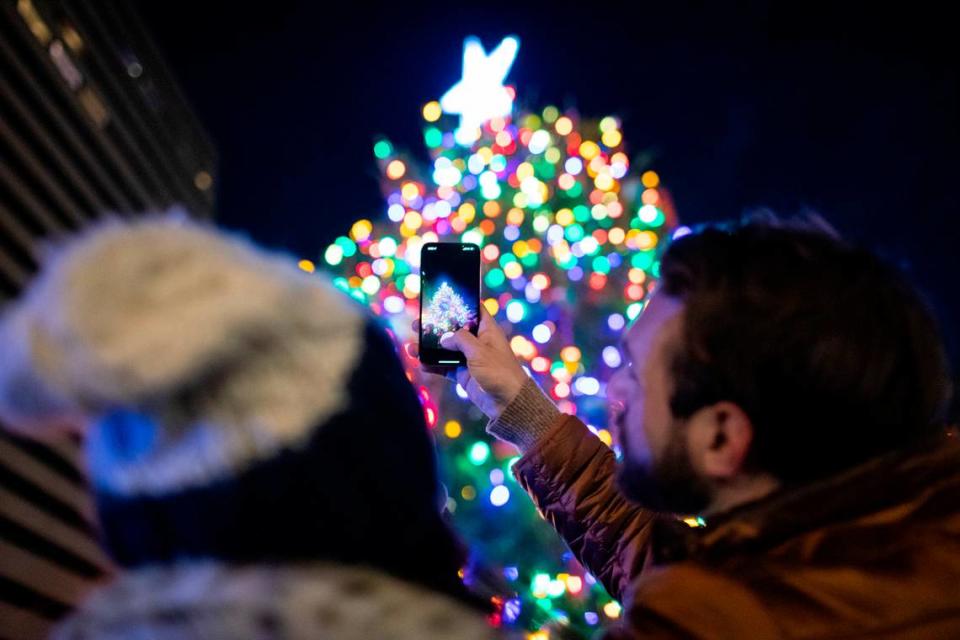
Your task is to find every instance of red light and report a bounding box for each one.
[589,273,607,291]
[356,262,373,278]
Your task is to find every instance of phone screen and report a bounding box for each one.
[419,242,481,366]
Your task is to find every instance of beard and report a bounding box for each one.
[616,423,711,515]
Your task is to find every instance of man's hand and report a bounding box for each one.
[407,305,528,419]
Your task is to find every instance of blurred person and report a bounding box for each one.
[412,217,959,638]
[0,216,498,640]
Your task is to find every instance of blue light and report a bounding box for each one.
[602,345,622,367]
[673,225,692,239]
[503,597,522,623]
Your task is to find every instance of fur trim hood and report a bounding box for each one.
[53,563,500,640]
[0,215,365,494]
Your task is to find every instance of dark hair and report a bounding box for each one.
[659,217,952,484]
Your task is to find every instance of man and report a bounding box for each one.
[412,220,958,638]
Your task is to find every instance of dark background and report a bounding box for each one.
[135,1,959,392]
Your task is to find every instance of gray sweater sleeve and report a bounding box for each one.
[486,377,562,453]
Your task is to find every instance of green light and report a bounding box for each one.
[424,127,443,148]
[498,252,518,268]
[592,255,611,275]
[520,252,538,268]
[646,210,666,227]
[334,236,357,258]
[626,302,643,319]
[469,441,490,465]
[332,277,349,291]
[393,259,410,276]
[373,139,393,159]
[542,105,559,123]
[565,181,583,197]
[490,155,508,172]
[564,224,585,243]
[535,161,556,180]
[638,205,666,227]
[573,205,591,223]
[524,114,542,130]
[485,268,506,288]
[631,251,654,271]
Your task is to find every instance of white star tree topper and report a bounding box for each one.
[440,35,520,146]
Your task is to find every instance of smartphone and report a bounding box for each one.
[419,242,481,366]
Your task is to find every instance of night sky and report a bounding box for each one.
[136,1,959,383]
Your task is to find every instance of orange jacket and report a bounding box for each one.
[513,416,960,638]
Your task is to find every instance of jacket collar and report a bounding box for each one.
[653,431,960,564]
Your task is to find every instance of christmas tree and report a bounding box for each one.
[424,281,476,339]
[313,35,683,637]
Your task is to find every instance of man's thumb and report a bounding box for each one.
[440,329,481,358]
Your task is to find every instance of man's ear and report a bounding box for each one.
[686,401,753,479]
